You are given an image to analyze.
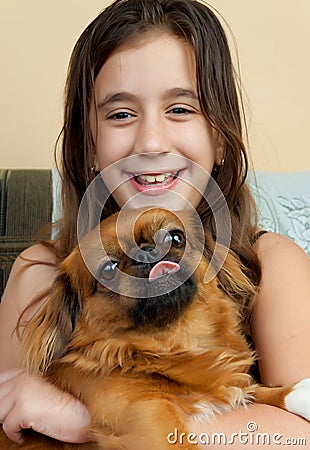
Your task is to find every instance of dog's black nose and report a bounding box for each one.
[133,246,159,264]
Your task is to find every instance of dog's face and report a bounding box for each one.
[63,208,207,331]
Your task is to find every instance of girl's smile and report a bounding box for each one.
[127,169,184,195]
[91,32,223,210]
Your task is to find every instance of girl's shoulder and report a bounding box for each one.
[19,241,58,265]
[1,242,58,315]
[253,230,309,266]
[0,243,58,370]
[253,231,309,292]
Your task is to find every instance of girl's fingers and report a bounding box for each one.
[0,370,27,444]
[0,371,91,444]
[2,411,25,445]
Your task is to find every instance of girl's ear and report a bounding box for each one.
[93,154,100,172]
[214,134,225,167]
[20,271,82,375]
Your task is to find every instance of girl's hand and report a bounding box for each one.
[0,369,91,444]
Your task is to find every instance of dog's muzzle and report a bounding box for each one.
[127,245,196,329]
[132,246,180,282]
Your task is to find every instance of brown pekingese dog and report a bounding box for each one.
[1,208,309,449]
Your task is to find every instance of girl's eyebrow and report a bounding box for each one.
[98,92,136,109]
[165,88,199,101]
[97,88,198,109]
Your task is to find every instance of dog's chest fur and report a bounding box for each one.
[45,282,255,436]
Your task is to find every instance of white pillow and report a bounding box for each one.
[248,171,310,256]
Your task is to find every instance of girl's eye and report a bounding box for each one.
[169,107,194,115]
[108,111,133,120]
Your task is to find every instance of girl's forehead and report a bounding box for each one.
[106,28,191,58]
[94,31,197,97]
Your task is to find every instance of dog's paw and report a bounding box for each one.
[285,378,310,421]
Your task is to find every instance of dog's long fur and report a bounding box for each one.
[0,208,303,449]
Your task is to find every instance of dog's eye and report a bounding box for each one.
[164,230,185,247]
[97,259,119,282]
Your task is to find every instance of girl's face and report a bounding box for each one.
[91,32,223,210]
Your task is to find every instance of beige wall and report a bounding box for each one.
[1,0,309,172]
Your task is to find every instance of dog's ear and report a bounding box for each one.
[204,234,257,327]
[217,249,257,299]
[20,250,96,374]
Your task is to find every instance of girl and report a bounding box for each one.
[1,0,309,447]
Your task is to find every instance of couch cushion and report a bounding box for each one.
[0,169,52,299]
[248,171,310,256]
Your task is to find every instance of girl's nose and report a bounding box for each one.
[133,116,171,155]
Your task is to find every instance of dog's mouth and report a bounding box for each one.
[127,258,197,329]
[148,260,180,282]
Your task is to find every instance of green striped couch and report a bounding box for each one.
[0,170,53,298]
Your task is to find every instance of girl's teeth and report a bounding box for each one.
[153,174,166,182]
[139,173,172,183]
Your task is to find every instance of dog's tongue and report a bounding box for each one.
[148,261,180,282]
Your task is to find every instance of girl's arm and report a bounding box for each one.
[187,233,310,448]
[187,403,309,448]
[252,232,310,386]
[0,245,91,444]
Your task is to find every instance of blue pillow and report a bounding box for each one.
[248,171,310,256]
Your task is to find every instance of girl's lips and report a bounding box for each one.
[127,170,184,195]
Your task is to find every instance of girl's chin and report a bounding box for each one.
[113,187,200,211]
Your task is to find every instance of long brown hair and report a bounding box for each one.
[52,0,259,328]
